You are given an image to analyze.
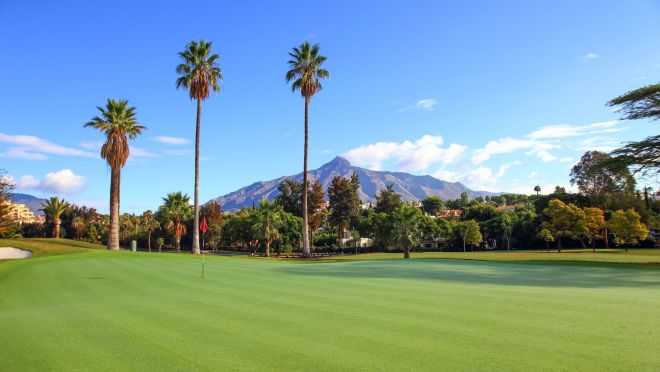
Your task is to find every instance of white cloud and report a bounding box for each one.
[529,170,539,179]
[527,121,620,140]
[577,137,619,152]
[472,137,558,164]
[343,135,467,171]
[398,98,438,112]
[153,136,190,145]
[16,169,87,195]
[415,98,438,110]
[2,147,48,160]
[130,147,157,158]
[580,53,598,62]
[0,133,96,160]
[163,149,193,157]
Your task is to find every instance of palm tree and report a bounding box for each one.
[534,185,541,195]
[252,199,283,258]
[176,39,223,255]
[391,205,423,259]
[71,216,85,240]
[286,41,329,258]
[40,197,70,239]
[142,210,160,253]
[84,99,145,250]
[159,192,193,252]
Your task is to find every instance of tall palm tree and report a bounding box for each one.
[40,197,70,239]
[158,192,193,252]
[84,99,145,250]
[252,199,283,258]
[176,39,223,255]
[142,210,160,253]
[286,41,329,258]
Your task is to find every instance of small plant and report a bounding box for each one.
[156,237,165,253]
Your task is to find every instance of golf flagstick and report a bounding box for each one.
[202,251,205,279]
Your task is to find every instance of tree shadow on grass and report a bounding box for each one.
[275,259,660,289]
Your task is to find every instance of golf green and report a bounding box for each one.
[1,250,659,370]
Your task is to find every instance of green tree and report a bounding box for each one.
[583,207,606,252]
[541,199,586,252]
[570,151,635,208]
[71,216,85,240]
[391,205,424,259]
[176,39,223,255]
[421,196,445,216]
[307,180,325,247]
[534,185,541,195]
[252,199,283,258]
[40,197,70,239]
[496,212,516,250]
[158,192,193,252]
[328,175,359,247]
[608,209,649,252]
[274,179,303,216]
[142,210,160,252]
[286,41,329,258]
[375,184,403,214]
[538,228,554,253]
[605,84,659,176]
[85,99,145,250]
[0,170,16,236]
[454,220,482,252]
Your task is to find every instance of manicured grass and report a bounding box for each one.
[1,241,659,370]
[0,238,105,259]
[324,249,660,267]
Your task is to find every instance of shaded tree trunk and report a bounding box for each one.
[463,239,466,252]
[265,241,270,258]
[546,241,549,253]
[557,237,562,253]
[147,231,152,253]
[604,227,609,249]
[403,245,410,259]
[108,166,120,250]
[301,97,311,258]
[192,98,202,254]
[592,237,595,253]
[175,229,181,253]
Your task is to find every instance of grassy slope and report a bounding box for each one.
[0,238,105,258]
[1,243,659,370]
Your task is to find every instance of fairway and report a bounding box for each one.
[1,249,660,370]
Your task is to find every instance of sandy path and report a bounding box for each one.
[0,247,33,259]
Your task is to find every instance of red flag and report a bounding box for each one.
[200,216,208,234]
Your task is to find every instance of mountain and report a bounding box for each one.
[208,156,499,211]
[9,193,46,215]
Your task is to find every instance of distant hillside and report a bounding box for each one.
[9,193,45,215]
[208,156,498,211]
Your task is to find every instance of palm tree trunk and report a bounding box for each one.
[301,97,311,258]
[265,241,270,258]
[54,219,60,239]
[108,166,120,250]
[403,245,410,259]
[148,231,152,253]
[192,98,202,254]
[175,232,181,253]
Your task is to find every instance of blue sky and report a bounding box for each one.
[1,0,659,213]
